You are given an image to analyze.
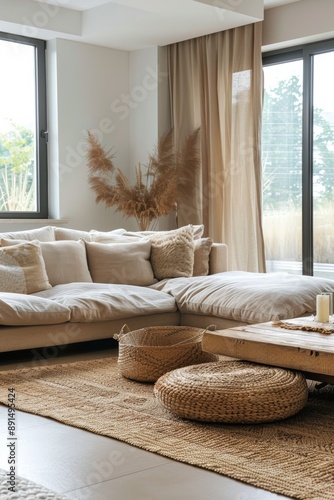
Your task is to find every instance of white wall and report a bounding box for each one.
[127,46,173,231]
[48,38,130,231]
[263,0,334,51]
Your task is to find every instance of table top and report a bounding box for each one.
[203,317,334,354]
[202,317,334,382]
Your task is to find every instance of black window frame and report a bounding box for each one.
[262,37,334,276]
[0,31,48,219]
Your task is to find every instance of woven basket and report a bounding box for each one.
[154,361,309,424]
[113,324,217,382]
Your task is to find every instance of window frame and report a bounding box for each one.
[262,38,334,276]
[0,31,48,219]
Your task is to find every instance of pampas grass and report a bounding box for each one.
[86,129,200,230]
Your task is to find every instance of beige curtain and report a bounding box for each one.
[168,22,266,272]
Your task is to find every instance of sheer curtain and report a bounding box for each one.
[168,22,266,272]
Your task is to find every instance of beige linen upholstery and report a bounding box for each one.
[90,232,140,243]
[0,293,71,325]
[83,239,155,286]
[39,241,92,286]
[122,224,205,240]
[0,312,181,352]
[152,271,334,324]
[0,242,51,294]
[35,282,177,322]
[193,238,213,276]
[0,226,55,242]
[209,243,228,274]
[54,227,91,241]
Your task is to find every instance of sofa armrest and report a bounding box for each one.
[209,243,228,274]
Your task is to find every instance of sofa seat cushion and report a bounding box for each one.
[0,293,71,325]
[34,283,177,323]
[151,271,334,324]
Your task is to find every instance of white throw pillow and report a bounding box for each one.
[0,242,51,294]
[149,225,195,280]
[83,239,156,286]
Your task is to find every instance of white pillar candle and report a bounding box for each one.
[316,294,330,323]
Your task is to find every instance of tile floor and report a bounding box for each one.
[0,346,292,500]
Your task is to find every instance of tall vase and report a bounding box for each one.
[136,216,155,231]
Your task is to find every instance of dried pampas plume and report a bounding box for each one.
[86,128,200,230]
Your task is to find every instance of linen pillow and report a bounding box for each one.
[0,225,55,242]
[0,242,51,294]
[83,239,156,286]
[149,225,195,280]
[0,293,71,325]
[39,241,93,286]
[193,237,213,276]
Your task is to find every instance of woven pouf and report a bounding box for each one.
[154,361,309,424]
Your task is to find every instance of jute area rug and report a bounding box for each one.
[0,355,333,500]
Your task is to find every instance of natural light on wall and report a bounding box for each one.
[0,39,37,212]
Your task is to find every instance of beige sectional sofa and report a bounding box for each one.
[0,224,334,354]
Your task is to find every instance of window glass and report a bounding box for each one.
[0,33,47,218]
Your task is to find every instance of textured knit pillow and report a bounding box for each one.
[149,225,195,280]
[0,242,51,294]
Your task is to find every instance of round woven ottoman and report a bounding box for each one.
[154,361,309,424]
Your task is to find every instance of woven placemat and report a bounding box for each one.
[274,319,334,335]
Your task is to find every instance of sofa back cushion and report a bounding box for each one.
[39,241,92,286]
[193,238,213,276]
[1,239,92,287]
[83,239,156,286]
[90,225,209,280]
[0,242,51,294]
[0,225,55,242]
[54,227,91,241]
[121,224,205,240]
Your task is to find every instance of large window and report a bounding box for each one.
[0,32,48,218]
[262,39,334,279]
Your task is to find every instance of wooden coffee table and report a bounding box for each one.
[202,317,334,384]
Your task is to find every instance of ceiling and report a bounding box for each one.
[36,0,299,12]
[1,0,302,51]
